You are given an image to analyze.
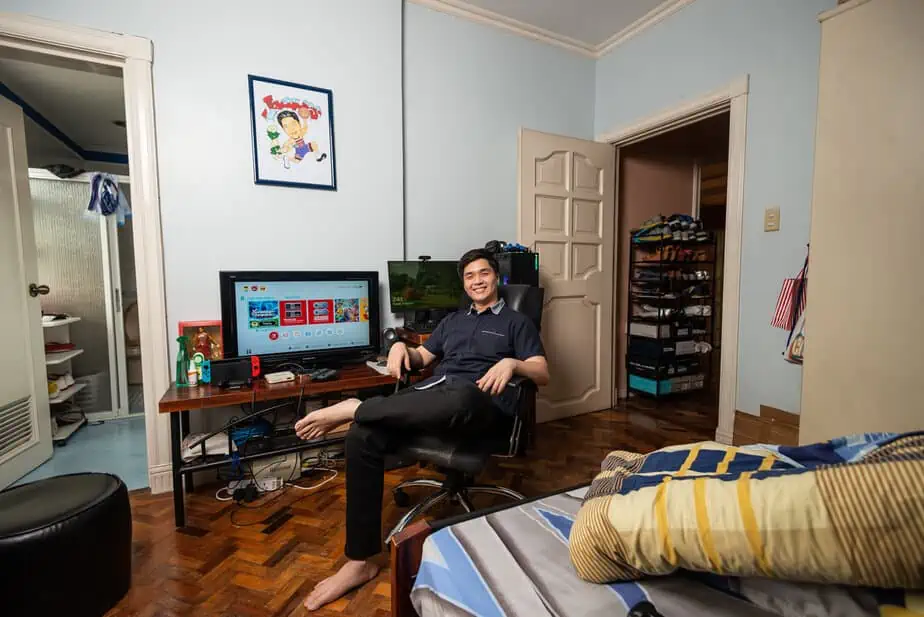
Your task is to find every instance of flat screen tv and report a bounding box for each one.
[219,270,380,366]
[387,260,464,311]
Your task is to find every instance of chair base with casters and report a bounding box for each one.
[385,469,525,545]
[385,284,545,547]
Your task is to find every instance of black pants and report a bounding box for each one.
[344,376,501,560]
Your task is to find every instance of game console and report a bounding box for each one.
[264,370,296,384]
[210,357,253,389]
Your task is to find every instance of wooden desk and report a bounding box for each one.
[158,363,402,527]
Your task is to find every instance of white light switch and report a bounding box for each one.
[764,206,781,232]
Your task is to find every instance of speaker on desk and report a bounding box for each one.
[382,328,398,355]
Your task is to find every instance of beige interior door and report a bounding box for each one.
[519,128,616,421]
[0,97,52,489]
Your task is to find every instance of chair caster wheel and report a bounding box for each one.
[393,488,410,508]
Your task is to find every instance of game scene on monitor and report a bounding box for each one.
[234,280,371,356]
[388,261,464,310]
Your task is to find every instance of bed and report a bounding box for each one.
[391,435,924,617]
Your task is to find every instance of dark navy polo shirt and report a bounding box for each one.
[420,298,545,415]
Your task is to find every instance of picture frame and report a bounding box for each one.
[177,320,223,361]
[248,74,337,191]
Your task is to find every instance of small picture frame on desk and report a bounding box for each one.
[177,320,223,361]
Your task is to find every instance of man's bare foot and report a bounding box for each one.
[295,399,359,441]
[303,559,380,611]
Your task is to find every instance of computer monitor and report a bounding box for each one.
[219,270,380,365]
[387,261,464,311]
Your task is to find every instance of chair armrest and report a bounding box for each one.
[507,375,536,391]
[505,376,537,456]
[507,376,536,413]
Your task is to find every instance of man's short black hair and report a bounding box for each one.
[458,248,499,278]
[276,110,299,125]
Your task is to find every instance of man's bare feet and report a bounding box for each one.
[295,398,359,441]
[303,559,380,611]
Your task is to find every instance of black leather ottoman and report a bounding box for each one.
[0,473,132,617]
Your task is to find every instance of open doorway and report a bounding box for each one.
[615,112,730,438]
[1,47,148,489]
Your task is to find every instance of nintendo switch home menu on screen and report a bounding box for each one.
[234,280,371,356]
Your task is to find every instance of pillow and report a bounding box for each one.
[569,434,924,590]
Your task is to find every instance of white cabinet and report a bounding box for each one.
[800,0,924,442]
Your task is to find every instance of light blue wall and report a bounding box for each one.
[8,0,831,415]
[596,0,834,415]
[404,4,596,260]
[2,0,406,351]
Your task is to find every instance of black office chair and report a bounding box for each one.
[384,284,544,545]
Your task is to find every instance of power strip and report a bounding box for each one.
[228,452,300,494]
[301,444,344,469]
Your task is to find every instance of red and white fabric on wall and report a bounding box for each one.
[771,250,809,330]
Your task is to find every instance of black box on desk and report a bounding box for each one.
[497,252,539,286]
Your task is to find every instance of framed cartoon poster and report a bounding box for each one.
[248,74,337,190]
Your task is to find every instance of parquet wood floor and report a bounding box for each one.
[106,408,709,617]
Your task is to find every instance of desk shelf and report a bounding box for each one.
[160,362,418,527]
[179,434,345,474]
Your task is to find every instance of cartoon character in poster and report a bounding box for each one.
[261,96,327,170]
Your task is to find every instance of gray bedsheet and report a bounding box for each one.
[410,487,880,617]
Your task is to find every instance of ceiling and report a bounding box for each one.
[0,47,126,169]
[1,1,680,171]
[436,0,670,50]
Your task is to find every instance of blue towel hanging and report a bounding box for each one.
[87,173,131,225]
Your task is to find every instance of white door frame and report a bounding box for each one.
[597,75,749,445]
[100,212,131,420]
[1,14,173,490]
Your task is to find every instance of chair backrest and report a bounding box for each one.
[458,284,545,331]
[498,285,544,332]
[455,283,545,458]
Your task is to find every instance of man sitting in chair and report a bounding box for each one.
[295,248,550,611]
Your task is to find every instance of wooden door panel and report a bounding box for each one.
[519,129,615,421]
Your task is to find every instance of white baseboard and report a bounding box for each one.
[148,463,172,494]
[714,428,733,445]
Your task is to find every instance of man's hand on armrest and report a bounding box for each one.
[386,341,437,379]
[513,356,549,387]
[476,356,549,395]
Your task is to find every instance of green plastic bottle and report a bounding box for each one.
[176,335,190,387]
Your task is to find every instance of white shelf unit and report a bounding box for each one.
[42,314,87,445]
[45,348,85,365]
[42,316,81,328]
[53,416,87,444]
[48,382,88,404]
